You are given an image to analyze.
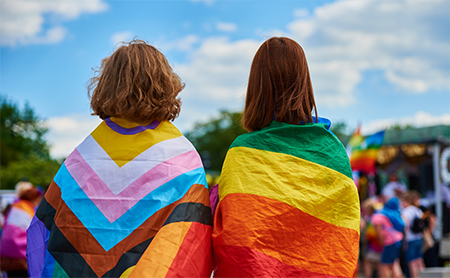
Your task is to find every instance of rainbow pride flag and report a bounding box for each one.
[348,130,385,174]
[212,121,360,277]
[27,118,212,278]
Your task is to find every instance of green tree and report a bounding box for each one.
[0,95,61,189]
[185,110,247,172]
[330,121,350,145]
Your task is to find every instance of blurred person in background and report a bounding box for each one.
[361,198,383,278]
[0,181,43,278]
[410,190,438,268]
[371,197,405,278]
[382,173,407,203]
[400,191,425,278]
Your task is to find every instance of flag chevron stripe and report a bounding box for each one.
[90,121,183,167]
[73,135,195,195]
[66,149,203,223]
[220,146,359,231]
[28,120,213,277]
[230,121,352,179]
[54,164,207,251]
[34,185,211,277]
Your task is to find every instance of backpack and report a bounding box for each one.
[410,216,428,234]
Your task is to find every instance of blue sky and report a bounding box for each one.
[1,0,449,159]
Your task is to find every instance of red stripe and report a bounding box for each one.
[167,222,213,277]
[214,245,348,278]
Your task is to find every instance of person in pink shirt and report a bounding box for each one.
[371,197,405,278]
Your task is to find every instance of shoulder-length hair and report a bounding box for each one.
[88,39,184,122]
[242,37,317,132]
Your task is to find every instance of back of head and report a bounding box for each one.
[242,37,317,132]
[20,187,42,203]
[402,190,420,206]
[15,181,33,198]
[89,39,184,122]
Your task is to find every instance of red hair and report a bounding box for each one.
[242,37,317,132]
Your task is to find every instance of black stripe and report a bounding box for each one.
[35,197,56,231]
[164,202,212,227]
[101,237,152,277]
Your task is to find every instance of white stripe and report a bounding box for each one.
[7,207,32,229]
[76,135,195,195]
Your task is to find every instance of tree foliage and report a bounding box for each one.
[330,121,350,145]
[1,95,61,189]
[185,111,247,172]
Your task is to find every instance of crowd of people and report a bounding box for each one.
[360,173,450,278]
[0,182,43,278]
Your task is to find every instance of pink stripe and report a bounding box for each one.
[65,149,202,223]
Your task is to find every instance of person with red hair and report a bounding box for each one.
[212,37,360,277]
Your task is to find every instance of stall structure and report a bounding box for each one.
[376,125,450,242]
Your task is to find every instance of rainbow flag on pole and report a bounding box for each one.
[348,129,385,174]
[27,118,212,278]
[212,121,360,277]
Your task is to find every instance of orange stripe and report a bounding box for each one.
[213,193,359,277]
[129,222,192,277]
[13,200,35,217]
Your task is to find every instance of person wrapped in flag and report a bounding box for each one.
[26,40,213,278]
[212,37,360,277]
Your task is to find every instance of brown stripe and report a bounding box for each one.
[44,181,210,277]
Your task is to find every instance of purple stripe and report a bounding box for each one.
[105,118,160,135]
[27,215,49,278]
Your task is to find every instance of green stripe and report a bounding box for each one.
[230,121,352,179]
[53,261,69,278]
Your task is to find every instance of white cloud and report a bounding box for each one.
[45,114,101,159]
[361,111,450,135]
[287,0,449,107]
[157,35,200,52]
[176,37,259,102]
[216,22,238,33]
[294,9,309,18]
[110,31,134,46]
[0,0,108,46]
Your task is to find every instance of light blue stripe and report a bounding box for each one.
[53,164,207,251]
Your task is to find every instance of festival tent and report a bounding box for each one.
[373,125,450,241]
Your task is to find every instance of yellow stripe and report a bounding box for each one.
[351,149,378,160]
[109,117,153,128]
[91,120,182,167]
[129,222,192,278]
[219,146,360,232]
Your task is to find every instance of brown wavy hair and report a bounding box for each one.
[88,39,184,122]
[242,37,317,132]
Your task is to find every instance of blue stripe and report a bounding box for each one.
[365,130,385,148]
[53,164,207,251]
[41,234,55,278]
